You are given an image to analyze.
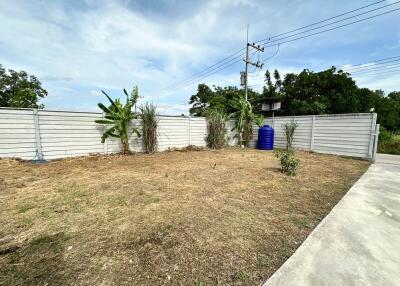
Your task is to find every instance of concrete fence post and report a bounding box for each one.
[272,112,275,129]
[368,113,378,159]
[102,112,108,154]
[188,115,192,146]
[32,109,44,160]
[372,124,380,162]
[310,115,316,151]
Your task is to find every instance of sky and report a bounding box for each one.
[0,0,399,115]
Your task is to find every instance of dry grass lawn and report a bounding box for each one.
[0,148,369,285]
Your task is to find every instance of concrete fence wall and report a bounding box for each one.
[0,107,378,161]
[264,113,378,159]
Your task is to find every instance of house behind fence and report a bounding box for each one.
[0,107,378,161]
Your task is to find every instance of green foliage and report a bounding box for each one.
[375,93,400,132]
[274,149,300,176]
[95,87,140,155]
[189,84,258,116]
[254,114,265,128]
[139,103,158,154]
[205,109,228,149]
[283,120,298,150]
[229,97,254,147]
[378,136,400,155]
[0,64,47,108]
[260,68,400,132]
[276,120,299,176]
[379,126,392,143]
[188,68,400,133]
[378,127,400,155]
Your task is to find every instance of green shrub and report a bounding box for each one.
[205,109,228,149]
[378,135,400,155]
[274,149,300,176]
[378,126,400,155]
[379,126,392,143]
[139,103,158,154]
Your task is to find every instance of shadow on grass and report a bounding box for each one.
[0,232,69,285]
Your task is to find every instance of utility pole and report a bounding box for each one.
[242,24,264,101]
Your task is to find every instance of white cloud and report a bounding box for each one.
[90,90,103,96]
[0,0,399,113]
[354,73,399,93]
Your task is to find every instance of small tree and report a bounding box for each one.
[274,120,300,176]
[274,150,300,176]
[139,103,158,154]
[95,87,140,155]
[205,109,228,149]
[283,120,298,150]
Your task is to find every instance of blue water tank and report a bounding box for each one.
[258,125,274,150]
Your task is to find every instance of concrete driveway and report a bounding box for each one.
[263,154,400,286]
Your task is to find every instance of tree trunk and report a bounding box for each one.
[121,138,129,155]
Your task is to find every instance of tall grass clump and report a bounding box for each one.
[139,103,158,154]
[229,97,254,147]
[205,109,228,149]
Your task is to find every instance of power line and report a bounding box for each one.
[345,62,400,74]
[156,57,244,97]
[341,57,400,72]
[351,68,400,77]
[156,48,245,93]
[255,0,386,43]
[262,7,400,48]
[190,1,400,87]
[248,44,280,78]
[340,55,400,69]
[243,60,400,89]
[182,5,400,89]
[257,1,399,45]
[152,1,400,94]
[174,49,258,90]
[158,50,259,94]
[348,64,400,75]
[165,48,260,94]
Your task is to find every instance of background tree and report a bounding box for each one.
[0,64,47,108]
[189,84,257,116]
[188,68,400,133]
[388,91,400,102]
[375,93,400,131]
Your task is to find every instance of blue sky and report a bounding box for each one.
[0,0,399,114]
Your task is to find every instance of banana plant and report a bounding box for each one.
[95,87,140,155]
[229,97,254,147]
[254,114,265,128]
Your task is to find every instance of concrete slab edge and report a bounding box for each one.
[262,164,373,285]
